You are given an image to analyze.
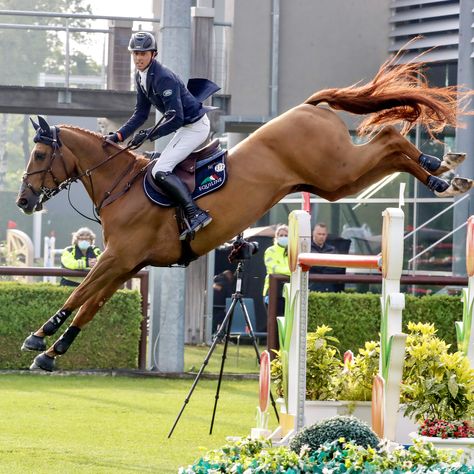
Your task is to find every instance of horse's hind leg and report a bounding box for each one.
[351,126,472,196]
[30,270,134,371]
[419,152,466,176]
[368,126,466,176]
[318,153,418,201]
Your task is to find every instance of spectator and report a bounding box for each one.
[263,225,290,312]
[309,222,342,293]
[212,269,235,332]
[60,227,101,287]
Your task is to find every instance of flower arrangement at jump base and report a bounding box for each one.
[178,417,472,473]
[419,420,474,439]
[401,322,474,456]
[271,321,474,458]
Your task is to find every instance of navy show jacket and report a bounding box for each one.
[118,60,220,141]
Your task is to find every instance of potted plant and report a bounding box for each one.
[271,326,377,426]
[402,322,474,463]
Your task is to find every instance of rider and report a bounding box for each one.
[107,31,219,240]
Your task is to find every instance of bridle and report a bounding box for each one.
[23,112,175,223]
[22,126,73,206]
[23,125,139,224]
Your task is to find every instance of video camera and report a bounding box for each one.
[227,234,259,263]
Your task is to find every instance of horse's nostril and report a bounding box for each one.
[17,198,28,208]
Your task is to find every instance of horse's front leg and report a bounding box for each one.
[21,250,134,357]
[29,266,134,372]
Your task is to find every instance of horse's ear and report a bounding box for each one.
[29,117,40,131]
[37,116,50,134]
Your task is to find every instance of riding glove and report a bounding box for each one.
[105,132,122,143]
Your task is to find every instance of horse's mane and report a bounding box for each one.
[60,124,148,165]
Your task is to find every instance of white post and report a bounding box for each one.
[457,216,474,366]
[288,211,311,432]
[379,207,406,441]
[273,207,407,442]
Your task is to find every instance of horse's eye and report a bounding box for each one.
[34,151,46,161]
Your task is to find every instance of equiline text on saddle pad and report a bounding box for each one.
[144,142,227,207]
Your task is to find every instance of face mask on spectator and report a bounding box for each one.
[277,236,288,247]
[77,240,90,251]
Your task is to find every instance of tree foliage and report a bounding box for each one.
[0,0,97,86]
[0,0,100,191]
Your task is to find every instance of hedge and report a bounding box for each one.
[308,292,462,353]
[0,282,142,370]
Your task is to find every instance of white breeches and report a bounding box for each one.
[152,114,210,175]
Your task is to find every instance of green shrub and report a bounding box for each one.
[271,325,342,401]
[401,321,474,422]
[338,340,380,401]
[289,415,379,454]
[0,282,142,369]
[308,293,462,353]
[305,325,342,400]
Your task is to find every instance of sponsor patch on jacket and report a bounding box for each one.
[162,89,173,97]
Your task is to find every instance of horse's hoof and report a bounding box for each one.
[21,333,46,352]
[442,152,466,171]
[435,177,474,197]
[30,353,55,372]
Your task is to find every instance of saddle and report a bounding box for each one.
[144,138,228,207]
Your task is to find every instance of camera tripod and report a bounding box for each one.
[168,260,279,438]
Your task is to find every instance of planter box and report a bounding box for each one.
[411,434,474,465]
[303,400,418,445]
[305,400,372,426]
[276,398,418,444]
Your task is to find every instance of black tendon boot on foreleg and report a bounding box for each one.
[154,171,212,240]
[30,326,81,372]
[21,309,72,352]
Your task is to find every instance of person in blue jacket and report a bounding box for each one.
[107,31,220,240]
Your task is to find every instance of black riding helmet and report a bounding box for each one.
[128,31,157,52]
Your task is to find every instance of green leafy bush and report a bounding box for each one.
[305,325,342,400]
[308,293,462,353]
[289,416,380,454]
[338,340,380,401]
[272,327,379,402]
[271,325,342,401]
[0,282,142,369]
[401,322,474,422]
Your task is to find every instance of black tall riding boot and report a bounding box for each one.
[154,171,212,240]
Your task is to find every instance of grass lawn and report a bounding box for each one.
[184,341,265,374]
[0,374,278,473]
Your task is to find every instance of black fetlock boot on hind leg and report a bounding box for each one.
[154,171,212,240]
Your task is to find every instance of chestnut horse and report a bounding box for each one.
[17,58,473,371]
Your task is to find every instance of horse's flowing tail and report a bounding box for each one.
[304,55,473,138]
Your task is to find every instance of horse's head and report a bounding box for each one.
[16,116,71,214]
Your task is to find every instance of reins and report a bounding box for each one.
[24,111,175,225]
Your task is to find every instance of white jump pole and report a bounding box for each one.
[273,207,406,442]
[457,216,474,366]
